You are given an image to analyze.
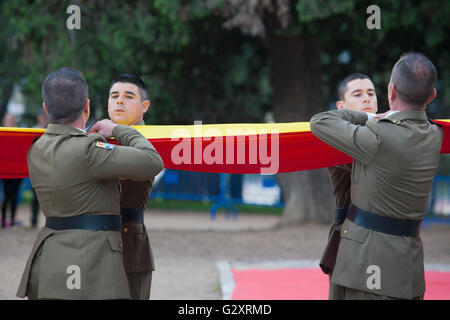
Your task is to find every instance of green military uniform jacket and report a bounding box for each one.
[17,124,163,299]
[121,121,155,274]
[120,182,154,273]
[311,110,443,299]
[320,164,352,274]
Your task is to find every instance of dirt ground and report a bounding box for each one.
[1,205,449,300]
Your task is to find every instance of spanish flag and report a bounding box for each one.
[1,121,450,178]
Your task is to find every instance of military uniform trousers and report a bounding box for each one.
[122,222,155,300]
[17,227,130,300]
[319,207,349,300]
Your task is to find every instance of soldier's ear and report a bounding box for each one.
[84,99,90,123]
[426,88,437,105]
[336,101,344,110]
[389,83,396,100]
[42,102,49,117]
[142,100,150,113]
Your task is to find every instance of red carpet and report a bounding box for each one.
[231,268,450,300]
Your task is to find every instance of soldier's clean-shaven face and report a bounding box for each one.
[337,78,378,113]
[108,82,149,125]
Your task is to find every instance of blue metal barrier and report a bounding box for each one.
[210,173,237,220]
[150,169,284,220]
[150,169,222,203]
[426,175,450,224]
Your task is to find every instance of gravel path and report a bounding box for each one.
[1,205,449,300]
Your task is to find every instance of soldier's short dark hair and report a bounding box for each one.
[391,52,437,108]
[109,73,149,101]
[338,73,371,100]
[42,67,89,124]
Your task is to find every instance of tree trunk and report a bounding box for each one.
[267,25,334,225]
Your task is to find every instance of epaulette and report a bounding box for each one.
[378,118,402,125]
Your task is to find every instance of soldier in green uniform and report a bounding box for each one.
[319,73,378,300]
[107,74,158,300]
[16,68,164,299]
[311,53,442,299]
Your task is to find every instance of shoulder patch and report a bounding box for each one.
[96,141,115,150]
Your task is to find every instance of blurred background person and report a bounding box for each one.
[2,113,17,127]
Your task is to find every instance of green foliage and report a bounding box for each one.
[297,0,355,22]
[2,0,271,126]
[294,0,450,115]
[1,0,449,126]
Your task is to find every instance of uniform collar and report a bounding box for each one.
[45,124,87,136]
[384,110,428,122]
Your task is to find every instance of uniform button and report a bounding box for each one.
[123,227,128,232]
[119,242,122,249]
[343,229,348,235]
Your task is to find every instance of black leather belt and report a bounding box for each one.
[120,208,144,224]
[335,208,348,224]
[46,214,121,231]
[347,205,422,237]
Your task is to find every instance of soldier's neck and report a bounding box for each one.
[66,117,87,131]
[389,101,425,112]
